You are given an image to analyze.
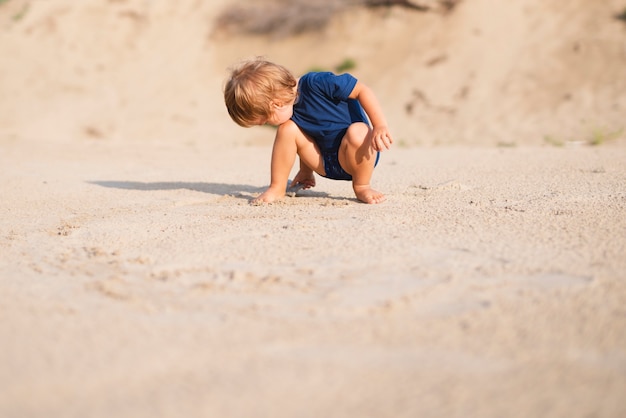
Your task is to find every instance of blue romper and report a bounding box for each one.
[291,72,375,181]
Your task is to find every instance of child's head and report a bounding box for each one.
[224,58,297,127]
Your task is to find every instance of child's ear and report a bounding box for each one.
[271,100,284,109]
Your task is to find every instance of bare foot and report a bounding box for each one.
[251,187,285,205]
[353,185,386,204]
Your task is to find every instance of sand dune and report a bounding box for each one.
[1,0,625,146]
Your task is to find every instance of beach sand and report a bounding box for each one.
[1,139,625,417]
[1,0,626,417]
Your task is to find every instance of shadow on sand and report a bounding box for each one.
[88,180,340,201]
[89,180,264,197]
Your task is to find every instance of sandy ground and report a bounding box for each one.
[1,138,625,417]
[1,0,625,147]
[1,0,626,416]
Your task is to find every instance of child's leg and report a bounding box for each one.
[253,120,324,204]
[338,122,386,204]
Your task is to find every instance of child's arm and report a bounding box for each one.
[349,81,393,151]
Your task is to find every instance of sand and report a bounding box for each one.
[2,138,625,417]
[1,0,626,417]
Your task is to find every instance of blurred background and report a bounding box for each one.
[1,0,625,148]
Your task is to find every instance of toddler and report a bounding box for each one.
[223,58,393,204]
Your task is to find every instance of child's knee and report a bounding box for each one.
[345,123,371,148]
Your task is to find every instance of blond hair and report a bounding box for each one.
[223,58,297,127]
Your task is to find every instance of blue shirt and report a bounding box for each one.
[291,72,369,152]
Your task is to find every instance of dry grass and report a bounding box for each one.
[214,0,461,37]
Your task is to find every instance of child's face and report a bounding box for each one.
[257,101,294,127]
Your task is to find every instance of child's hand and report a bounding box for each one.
[371,126,393,151]
[291,170,316,189]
